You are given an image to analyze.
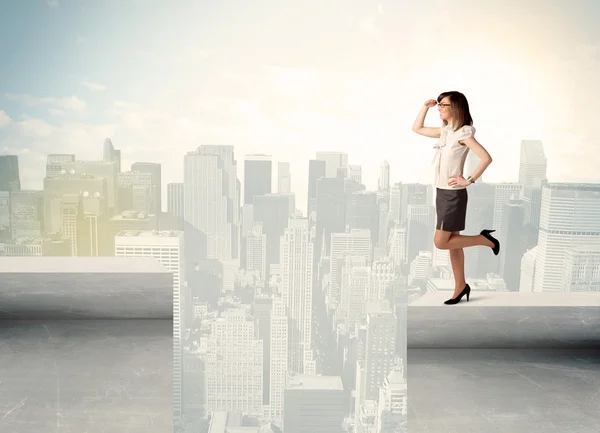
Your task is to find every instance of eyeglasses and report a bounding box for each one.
[438,103,451,108]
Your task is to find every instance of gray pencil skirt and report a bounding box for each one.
[435,187,468,232]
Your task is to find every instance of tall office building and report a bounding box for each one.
[281,217,314,374]
[307,159,326,217]
[253,193,295,274]
[519,140,547,188]
[376,361,407,433]
[363,301,397,398]
[499,198,526,291]
[9,190,44,238]
[131,162,162,214]
[316,151,348,179]
[346,191,379,246]
[277,161,291,194]
[378,160,390,192]
[283,375,346,433]
[46,154,75,179]
[183,145,239,265]
[114,229,184,420]
[329,228,373,302]
[562,245,600,293]
[0,191,10,241]
[102,138,121,172]
[269,298,288,421]
[492,183,523,230]
[0,155,20,191]
[244,154,272,204]
[203,308,264,415]
[315,177,346,260]
[245,222,267,282]
[534,183,600,292]
[167,183,184,217]
[62,160,118,214]
[117,171,153,213]
[347,165,362,183]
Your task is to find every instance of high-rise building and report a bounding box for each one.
[252,193,295,274]
[346,191,379,246]
[131,162,162,214]
[519,140,547,188]
[329,228,372,302]
[562,245,600,293]
[245,222,267,282]
[315,151,348,179]
[0,191,10,241]
[499,198,526,291]
[167,183,184,230]
[0,155,20,192]
[376,361,407,433]
[102,138,121,172]
[277,161,291,194]
[283,375,346,433]
[9,190,44,239]
[269,298,288,421]
[307,159,326,217]
[203,308,264,415]
[117,171,153,213]
[114,229,184,420]
[378,160,390,192]
[46,154,75,179]
[534,183,600,292]
[244,154,272,204]
[281,217,314,374]
[362,301,397,400]
[183,146,239,266]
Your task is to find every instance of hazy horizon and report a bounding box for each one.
[1,0,599,209]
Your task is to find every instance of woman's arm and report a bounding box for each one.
[412,100,441,138]
[462,136,492,182]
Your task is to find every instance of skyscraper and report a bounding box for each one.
[183,145,239,266]
[131,162,162,214]
[281,217,314,374]
[519,140,547,188]
[534,183,600,292]
[244,154,272,204]
[278,161,291,194]
[307,159,326,217]
[0,155,20,191]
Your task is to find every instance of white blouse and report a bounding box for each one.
[432,124,475,190]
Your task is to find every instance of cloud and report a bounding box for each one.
[47,0,59,7]
[0,110,10,128]
[80,81,107,92]
[5,94,86,112]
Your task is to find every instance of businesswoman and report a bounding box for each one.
[412,91,500,305]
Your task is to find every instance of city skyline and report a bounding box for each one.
[1,0,600,211]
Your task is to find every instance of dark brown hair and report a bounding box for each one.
[437,91,473,130]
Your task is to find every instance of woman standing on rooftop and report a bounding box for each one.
[412,91,500,305]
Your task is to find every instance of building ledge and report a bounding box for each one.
[408,292,600,349]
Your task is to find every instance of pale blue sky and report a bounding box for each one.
[0,0,599,209]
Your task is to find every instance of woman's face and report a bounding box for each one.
[438,96,453,122]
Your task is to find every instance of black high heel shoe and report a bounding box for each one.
[444,284,471,305]
[480,229,500,255]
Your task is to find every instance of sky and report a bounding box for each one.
[0,0,599,210]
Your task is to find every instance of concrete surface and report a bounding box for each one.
[408,348,600,433]
[0,320,172,433]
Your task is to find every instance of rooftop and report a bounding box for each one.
[286,374,343,390]
[0,256,169,274]
[116,229,183,238]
